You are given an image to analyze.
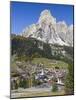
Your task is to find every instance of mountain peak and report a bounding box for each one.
[22,9,73,47]
[40,9,51,16]
[38,9,56,26]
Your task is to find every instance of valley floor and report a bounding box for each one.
[11,87,65,98]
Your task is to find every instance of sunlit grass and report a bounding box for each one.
[32,58,68,69]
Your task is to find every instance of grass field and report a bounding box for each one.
[11,57,68,73]
[11,89,65,98]
[32,58,68,69]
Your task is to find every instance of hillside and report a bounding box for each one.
[11,34,73,60]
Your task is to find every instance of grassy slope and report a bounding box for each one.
[11,57,68,75]
[32,58,68,69]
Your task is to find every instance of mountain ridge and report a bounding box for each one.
[22,9,73,47]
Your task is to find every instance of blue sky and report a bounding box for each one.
[11,2,74,34]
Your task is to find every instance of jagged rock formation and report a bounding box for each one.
[22,9,73,46]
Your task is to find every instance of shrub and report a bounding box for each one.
[52,83,58,92]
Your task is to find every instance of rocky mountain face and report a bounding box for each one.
[22,10,73,47]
